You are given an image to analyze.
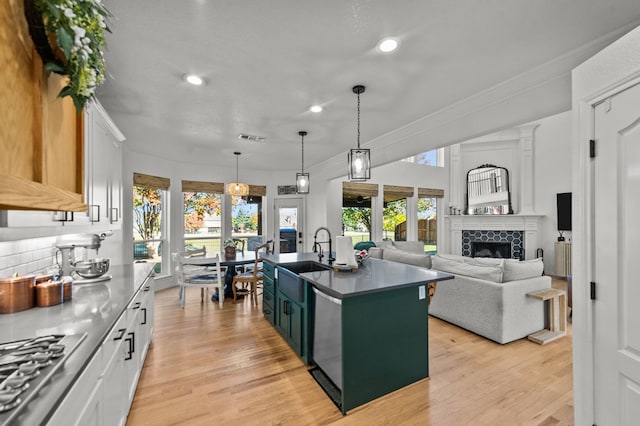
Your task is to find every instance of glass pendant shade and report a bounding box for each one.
[296,130,310,194]
[348,148,371,181]
[226,152,249,196]
[296,172,310,194]
[348,85,370,181]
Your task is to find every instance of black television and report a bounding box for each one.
[557,192,572,231]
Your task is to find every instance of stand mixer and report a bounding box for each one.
[55,231,112,283]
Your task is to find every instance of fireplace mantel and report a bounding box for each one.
[445,214,543,260]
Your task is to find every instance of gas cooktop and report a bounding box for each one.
[0,333,86,426]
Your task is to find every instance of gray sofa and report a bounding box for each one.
[368,242,550,344]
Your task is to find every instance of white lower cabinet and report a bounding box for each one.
[49,275,154,425]
[48,348,103,426]
[102,313,128,426]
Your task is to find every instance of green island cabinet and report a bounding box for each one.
[261,255,453,415]
[262,262,276,325]
[262,260,312,364]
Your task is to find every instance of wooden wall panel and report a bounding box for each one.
[0,1,86,211]
[1,0,37,181]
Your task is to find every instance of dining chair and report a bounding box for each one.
[173,252,224,308]
[231,240,273,305]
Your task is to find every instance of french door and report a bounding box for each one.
[274,198,304,254]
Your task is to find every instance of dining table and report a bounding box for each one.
[180,250,260,299]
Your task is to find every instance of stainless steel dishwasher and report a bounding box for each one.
[312,287,343,390]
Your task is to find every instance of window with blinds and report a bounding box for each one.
[133,173,170,274]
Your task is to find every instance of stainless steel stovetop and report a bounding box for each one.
[0,333,86,426]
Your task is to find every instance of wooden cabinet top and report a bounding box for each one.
[0,1,86,212]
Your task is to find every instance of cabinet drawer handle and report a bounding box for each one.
[125,332,135,360]
[132,302,141,310]
[89,204,100,223]
[110,207,119,224]
[143,286,151,292]
[114,328,126,341]
[141,307,147,325]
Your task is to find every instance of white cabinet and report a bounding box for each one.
[50,275,154,426]
[102,313,128,426]
[84,101,125,227]
[48,347,104,426]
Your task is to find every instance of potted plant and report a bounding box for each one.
[24,0,110,111]
[223,239,237,259]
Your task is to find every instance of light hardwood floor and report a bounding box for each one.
[127,279,573,425]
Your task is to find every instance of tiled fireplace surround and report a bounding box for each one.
[444,125,542,260]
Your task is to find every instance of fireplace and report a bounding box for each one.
[471,241,511,258]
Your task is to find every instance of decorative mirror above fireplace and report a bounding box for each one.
[465,164,513,215]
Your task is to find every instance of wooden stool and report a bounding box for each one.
[526,288,567,345]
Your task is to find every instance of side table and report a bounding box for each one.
[526,288,567,345]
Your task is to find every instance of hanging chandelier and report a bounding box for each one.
[226,152,249,196]
[296,131,310,194]
[348,84,371,181]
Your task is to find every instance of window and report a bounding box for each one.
[231,185,265,250]
[418,188,444,254]
[383,185,413,241]
[342,182,378,244]
[182,180,224,254]
[402,148,444,167]
[133,173,170,275]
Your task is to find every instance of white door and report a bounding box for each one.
[274,198,304,254]
[593,81,640,425]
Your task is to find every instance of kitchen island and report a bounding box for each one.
[261,253,453,414]
[0,263,155,426]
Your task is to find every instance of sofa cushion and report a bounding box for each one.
[391,241,425,254]
[468,257,505,268]
[503,258,544,282]
[383,249,431,269]
[431,255,503,282]
[375,240,395,250]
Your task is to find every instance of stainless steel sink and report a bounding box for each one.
[277,261,331,302]
[279,261,332,275]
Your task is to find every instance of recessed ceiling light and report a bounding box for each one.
[377,37,399,53]
[309,105,323,113]
[184,74,205,86]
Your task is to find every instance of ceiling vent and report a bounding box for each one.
[238,133,266,143]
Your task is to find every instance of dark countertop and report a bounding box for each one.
[0,262,155,426]
[262,253,453,299]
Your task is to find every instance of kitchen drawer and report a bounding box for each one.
[263,275,275,295]
[263,294,275,324]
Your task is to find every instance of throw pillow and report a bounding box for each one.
[431,256,503,282]
[354,241,376,251]
[383,249,431,269]
[503,258,544,282]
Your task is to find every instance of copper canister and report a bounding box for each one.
[62,279,72,302]
[35,273,54,303]
[36,280,63,307]
[0,274,36,314]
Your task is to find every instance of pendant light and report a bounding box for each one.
[348,84,371,181]
[226,152,249,196]
[296,131,310,194]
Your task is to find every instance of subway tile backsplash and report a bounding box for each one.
[0,237,57,278]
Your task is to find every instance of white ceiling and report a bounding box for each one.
[97,1,640,175]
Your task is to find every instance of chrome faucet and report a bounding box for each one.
[313,227,334,263]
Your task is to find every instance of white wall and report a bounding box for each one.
[532,111,572,274]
